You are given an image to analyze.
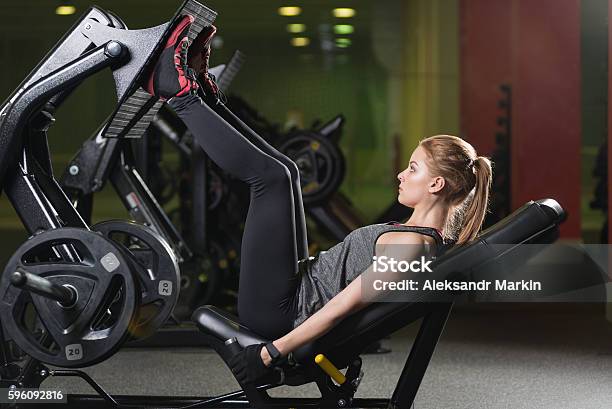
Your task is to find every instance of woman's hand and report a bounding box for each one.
[260,344,273,366]
[228,343,274,384]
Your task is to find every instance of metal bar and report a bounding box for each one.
[51,370,121,407]
[389,303,453,409]
[62,394,390,408]
[110,150,193,261]
[0,320,9,367]
[5,166,77,262]
[10,269,76,307]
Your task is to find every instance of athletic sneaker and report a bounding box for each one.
[145,15,199,100]
[187,25,219,97]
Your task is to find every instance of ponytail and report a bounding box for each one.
[455,156,493,245]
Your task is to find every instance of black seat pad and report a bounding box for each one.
[192,305,268,347]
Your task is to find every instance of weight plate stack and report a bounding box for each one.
[0,228,138,368]
[92,220,181,340]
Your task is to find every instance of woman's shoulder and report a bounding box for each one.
[375,223,440,246]
[375,229,431,245]
[379,231,435,244]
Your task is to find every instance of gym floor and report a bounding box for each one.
[38,305,612,409]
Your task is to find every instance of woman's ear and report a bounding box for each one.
[429,176,445,193]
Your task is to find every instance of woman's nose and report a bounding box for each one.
[397,172,404,182]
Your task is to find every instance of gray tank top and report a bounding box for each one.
[293,223,445,328]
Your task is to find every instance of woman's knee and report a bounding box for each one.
[260,160,293,189]
[265,153,301,187]
[282,160,301,186]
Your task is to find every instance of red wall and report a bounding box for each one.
[460,0,512,157]
[461,0,581,238]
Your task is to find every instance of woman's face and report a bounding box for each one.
[397,146,441,207]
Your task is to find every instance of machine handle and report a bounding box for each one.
[315,353,346,385]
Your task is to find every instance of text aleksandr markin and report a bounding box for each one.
[370,255,542,292]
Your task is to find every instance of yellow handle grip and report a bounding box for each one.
[315,354,346,385]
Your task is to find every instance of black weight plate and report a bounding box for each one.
[92,220,180,340]
[278,132,345,205]
[0,228,138,368]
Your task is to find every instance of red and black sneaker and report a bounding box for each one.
[145,15,199,100]
[187,25,219,98]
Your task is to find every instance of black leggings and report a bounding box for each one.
[170,94,306,339]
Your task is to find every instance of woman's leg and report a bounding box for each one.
[169,94,299,339]
[210,101,309,260]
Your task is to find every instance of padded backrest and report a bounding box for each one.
[429,198,564,282]
[292,198,566,365]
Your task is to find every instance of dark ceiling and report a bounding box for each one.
[0,0,374,45]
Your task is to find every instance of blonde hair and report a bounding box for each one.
[419,135,493,245]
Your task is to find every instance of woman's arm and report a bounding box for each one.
[260,231,427,366]
[261,271,367,365]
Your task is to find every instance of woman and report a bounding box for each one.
[145,17,493,384]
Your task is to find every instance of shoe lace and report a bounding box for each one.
[178,38,199,95]
[198,72,227,104]
[194,38,227,104]
[200,45,220,96]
